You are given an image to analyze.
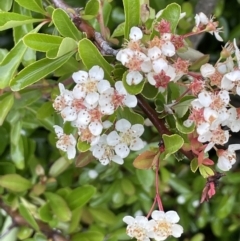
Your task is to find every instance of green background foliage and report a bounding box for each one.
[0,0,240,241]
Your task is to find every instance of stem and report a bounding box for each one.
[137,94,195,160]
[155,158,164,211]
[97,0,106,40]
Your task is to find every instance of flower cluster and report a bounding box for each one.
[185,40,240,171]
[53,66,144,164]
[123,210,183,241]
[116,14,222,93]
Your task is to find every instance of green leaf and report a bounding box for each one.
[0,12,43,31]
[78,38,113,82]
[0,49,8,62]
[111,22,125,38]
[52,9,83,40]
[190,158,199,173]
[176,118,195,134]
[0,40,27,88]
[189,55,210,71]
[66,185,96,210]
[17,226,34,240]
[215,195,235,219]
[0,0,13,11]
[141,82,158,99]
[45,192,72,222]
[19,204,39,231]
[49,157,72,177]
[11,136,25,169]
[123,0,140,38]
[88,207,117,225]
[162,134,184,159]
[23,33,63,52]
[13,2,36,66]
[10,51,73,91]
[38,203,52,222]
[14,0,46,15]
[0,174,31,192]
[116,107,144,125]
[136,169,154,188]
[172,95,195,118]
[46,37,78,59]
[199,165,214,178]
[168,178,191,194]
[121,179,135,195]
[122,71,145,95]
[72,231,104,241]
[0,162,15,175]
[85,0,99,16]
[0,94,14,125]
[157,3,181,33]
[77,140,91,152]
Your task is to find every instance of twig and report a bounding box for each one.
[0,199,70,241]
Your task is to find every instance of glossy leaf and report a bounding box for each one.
[111,22,125,38]
[52,9,83,40]
[162,134,184,159]
[66,185,96,210]
[141,82,159,100]
[0,12,43,31]
[0,174,31,192]
[199,165,214,178]
[77,140,91,152]
[133,150,157,169]
[123,0,140,38]
[44,192,72,222]
[116,107,144,125]
[14,0,46,15]
[19,204,39,231]
[23,33,63,52]
[0,94,14,125]
[85,0,99,16]
[10,51,73,91]
[10,137,25,170]
[49,157,72,177]
[88,207,117,225]
[78,38,113,82]
[0,0,13,11]
[190,158,199,173]
[0,40,27,88]
[157,3,181,33]
[136,169,154,188]
[72,231,104,241]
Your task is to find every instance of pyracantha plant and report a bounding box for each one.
[0,0,239,240]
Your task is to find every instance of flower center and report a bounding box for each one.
[153,220,172,237]
[127,224,147,241]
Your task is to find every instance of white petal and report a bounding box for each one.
[116,119,131,132]
[204,142,215,152]
[228,144,240,152]
[200,63,215,77]
[89,121,103,136]
[151,210,165,220]
[67,145,76,159]
[221,75,235,90]
[92,145,105,159]
[107,131,120,146]
[141,59,152,73]
[129,27,143,41]
[196,122,210,135]
[147,72,156,86]
[53,125,63,138]
[217,156,232,171]
[197,131,211,143]
[126,71,143,85]
[85,92,99,105]
[115,81,127,94]
[198,91,212,107]
[115,143,130,158]
[89,65,104,80]
[102,120,113,129]
[161,41,175,57]
[236,85,240,96]
[73,84,86,99]
[148,46,162,60]
[131,124,144,136]
[165,211,180,223]
[219,90,230,104]
[72,70,88,83]
[130,138,144,151]
[112,155,124,165]
[214,32,223,42]
[171,224,184,238]
[124,95,138,108]
[152,58,168,73]
[123,216,135,225]
[97,79,111,93]
[61,107,77,122]
[77,110,91,126]
[99,158,110,165]
[203,108,218,123]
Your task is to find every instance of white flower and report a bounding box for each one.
[116,48,134,65]
[72,66,108,106]
[161,41,175,57]
[91,134,123,165]
[99,81,137,115]
[148,210,183,241]
[217,144,240,171]
[200,63,215,77]
[195,12,209,27]
[224,107,240,132]
[126,71,143,85]
[221,70,240,91]
[123,215,151,241]
[53,125,76,159]
[148,46,162,60]
[129,27,143,41]
[107,119,144,158]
